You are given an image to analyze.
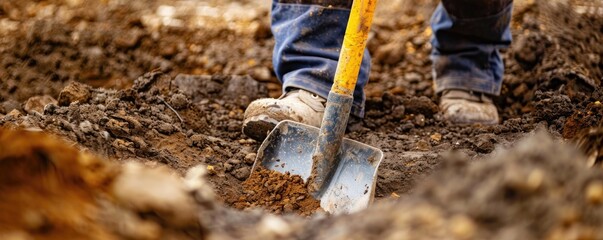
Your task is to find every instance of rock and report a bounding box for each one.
[1,99,22,113]
[258,215,292,237]
[79,121,94,134]
[157,123,174,134]
[399,122,414,132]
[7,109,22,118]
[105,119,130,137]
[411,36,426,47]
[413,114,426,127]
[415,139,431,151]
[58,82,91,106]
[253,19,272,40]
[223,163,234,172]
[159,42,178,57]
[392,105,406,119]
[449,215,476,239]
[183,165,215,206]
[249,66,272,82]
[403,96,439,117]
[169,93,189,110]
[224,75,268,107]
[513,83,529,97]
[173,74,224,102]
[513,33,546,70]
[114,29,142,49]
[24,95,57,114]
[430,133,442,142]
[233,167,251,181]
[475,134,496,153]
[111,162,199,227]
[132,71,172,94]
[43,103,58,115]
[374,42,405,65]
[586,181,603,205]
[404,72,423,83]
[267,82,282,98]
[244,153,257,164]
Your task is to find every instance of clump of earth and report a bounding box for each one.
[233,167,322,216]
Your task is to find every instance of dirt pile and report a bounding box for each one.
[500,1,603,132]
[0,128,206,240]
[233,167,321,216]
[0,0,276,103]
[299,132,603,240]
[0,71,268,211]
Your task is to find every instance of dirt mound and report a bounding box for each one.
[298,132,603,240]
[0,128,205,240]
[0,0,276,103]
[234,168,321,216]
[500,1,603,132]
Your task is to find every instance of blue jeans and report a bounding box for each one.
[271,0,513,117]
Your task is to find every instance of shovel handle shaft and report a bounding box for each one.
[332,0,378,96]
[308,0,378,197]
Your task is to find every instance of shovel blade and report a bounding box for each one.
[252,120,383,214]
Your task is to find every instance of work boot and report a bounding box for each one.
[439,89,499,125]
[243,89,326,141]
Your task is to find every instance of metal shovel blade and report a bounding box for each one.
[251,120,383,214]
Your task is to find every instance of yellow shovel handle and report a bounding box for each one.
[332,0,378,96]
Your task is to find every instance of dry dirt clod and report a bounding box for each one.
[585,181,603,205]
[6,109,22,118]
[111,162,199,227]
[1,99,22,114]
[258,215,292,237]
[169,93,189,110]
[430,133,442,142]
[233,166,251,181]
[449,215,476,239]
[184,165,216,206]
[234,167,321,216]
[374,42,405,65]
[79,120,94,134]
[57,82,92,106]
[24,95,57,114]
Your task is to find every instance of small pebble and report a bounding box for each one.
[586,181,603,205]
[449,215,476,239]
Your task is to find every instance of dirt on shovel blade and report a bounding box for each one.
[234,167,322,216]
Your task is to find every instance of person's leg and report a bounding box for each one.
[243,0,371,140]
[431,0,513,124]
[272,0,370,117]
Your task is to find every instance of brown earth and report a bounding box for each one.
[1,0,603,239]
[233,167,322,216]
[0,128,204,240]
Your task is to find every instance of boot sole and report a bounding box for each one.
[242,115,279,142]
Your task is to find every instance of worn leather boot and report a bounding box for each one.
[440,90,499,125]
[243,89,326,141]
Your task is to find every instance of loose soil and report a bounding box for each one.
[1,0,603,239]
[0,129,204,240]
[233,167,322,216]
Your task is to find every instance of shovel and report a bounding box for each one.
[251,0,382,215]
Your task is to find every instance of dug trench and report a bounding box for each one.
[1,0,603,239]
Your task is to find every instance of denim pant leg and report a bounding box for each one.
[430,0,514,96]
[271,0,371,117]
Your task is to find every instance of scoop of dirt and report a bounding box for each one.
[233,167,322,217]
